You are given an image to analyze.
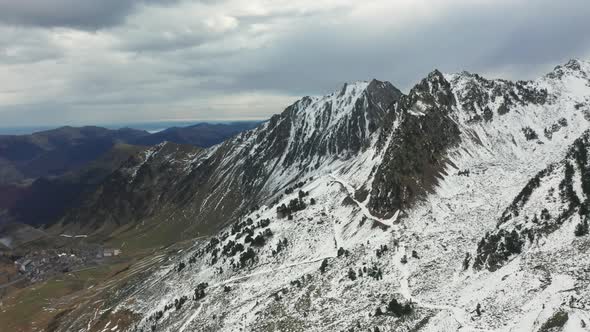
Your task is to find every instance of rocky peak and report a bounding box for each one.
[546,58,589,80]
[255,79,403,167]
[425,69,446,84]
[366,79,404,108]
[449,69,549,123]
[368,71,461,218]
[337,80,370,98]
[404,69,455,112]
[563,58,583,71]
[186,78,405,221]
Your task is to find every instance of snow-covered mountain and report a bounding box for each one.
[53,59,590,332]
[57,79,402,235]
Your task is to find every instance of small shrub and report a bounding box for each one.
[387,298,413,317]
[175,296,188,310]
[522,127,539,140]
[539,311,568,332]
[194,283,208,300]
[375,307,383,316]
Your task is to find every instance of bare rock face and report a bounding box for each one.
[368,70,461,218]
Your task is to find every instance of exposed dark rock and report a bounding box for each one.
[368,71,461,218]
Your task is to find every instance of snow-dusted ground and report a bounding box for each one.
[123,140,589,331]
[68,59,590,332]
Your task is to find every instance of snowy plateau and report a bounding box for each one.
[61,59,590,332]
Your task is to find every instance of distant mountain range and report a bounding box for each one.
[0,126,147,185]
[0,121,259,226]
[132,122,260,147]
[0,122,260,185]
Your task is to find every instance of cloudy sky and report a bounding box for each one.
[1,0,589,127]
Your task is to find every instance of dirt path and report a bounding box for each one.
[393,240,492,332]
[329,174,399,227]
[0,277,24,289]
[178,301,205,332]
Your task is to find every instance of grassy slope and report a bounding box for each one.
[0,214,210,332]
[0,249,161,331]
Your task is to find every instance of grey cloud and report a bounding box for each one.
[224,0,590,94]
[0,0,181,30]
[1,0,590,127]
[123,33,209,53]
[0,28,62,63]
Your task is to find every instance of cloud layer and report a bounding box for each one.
[1,0,589,126]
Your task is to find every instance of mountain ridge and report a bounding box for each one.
[54,79,403,238]
[11,58,590,332]
[0,122,260,228]
[56,58,590,236]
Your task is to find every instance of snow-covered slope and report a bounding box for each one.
[59,79,402,237]
[53,59,590,332]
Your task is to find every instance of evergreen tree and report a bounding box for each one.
[575,218,589,236]
[319,259,328,273]
[462,252,471,270]
[251,234,266,246]
[239,248,256,267]
[194,283,208,300]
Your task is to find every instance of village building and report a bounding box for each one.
[103,248,122,257]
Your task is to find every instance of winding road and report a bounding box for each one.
[392,241,492,332]
[329,174,399,227]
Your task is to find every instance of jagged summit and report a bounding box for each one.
[262,77,402,163]
[445,58,590,93]
[553,59,590,71]
[290,78,402,118]
[547,58,590,79]
[337,80,370,97]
